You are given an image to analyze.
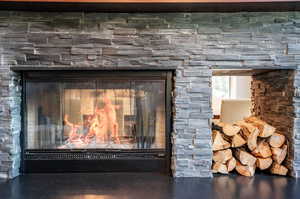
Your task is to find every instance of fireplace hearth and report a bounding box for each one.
[22,71,173,173]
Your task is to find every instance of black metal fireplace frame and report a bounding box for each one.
[21,70,173,174]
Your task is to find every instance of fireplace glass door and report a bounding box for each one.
[26,79,166,150]
[22,71,172,173]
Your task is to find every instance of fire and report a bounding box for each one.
[62,92,120,148]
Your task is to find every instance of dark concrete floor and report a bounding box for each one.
[0,173,298,199]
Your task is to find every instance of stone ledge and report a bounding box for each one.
[10,66,177,71]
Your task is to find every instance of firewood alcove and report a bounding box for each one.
[211,69,295,177]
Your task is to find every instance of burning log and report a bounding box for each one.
[103,93,120,144]
[64,114,81,142]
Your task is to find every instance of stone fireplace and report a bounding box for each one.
[1,11,300,179]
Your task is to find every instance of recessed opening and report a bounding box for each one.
[212,69,294,176]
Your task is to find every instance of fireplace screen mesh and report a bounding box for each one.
[26,79,166,150]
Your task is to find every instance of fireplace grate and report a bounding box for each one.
[24,152,165,160]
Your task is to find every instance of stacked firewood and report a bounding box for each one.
[212,116,288,176]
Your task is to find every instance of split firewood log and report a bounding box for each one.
[235,120,259,138]
[227,157,237,172]
[271,144,288,164]
[212,130,231,151]
[231,133,246,148]
[256,157,273,170]
[212,121,224,133]
[213,120,225,128]
[270,163,288,176]
[235,161,256,177]
[252,140,272,158]
[212,162,228,174]
[247,128,259,151]
[235,149,257,166]
[223,124,241,137]
[244,116,275,138]
[213,149,232,164]
[269,132,286,148]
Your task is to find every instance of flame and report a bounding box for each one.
[62,92,120,148]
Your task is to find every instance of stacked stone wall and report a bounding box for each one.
[1,11,300,178]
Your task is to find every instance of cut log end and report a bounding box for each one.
[227,157,237,172]
[223,124,241,137]
[235,161,256,177]
[272,144,288,165]
[252,140,272,158]
[245,116,275,138]
[247,128,259,151]
[270,163,288,176]
[213,149,232,164]
[212,130,231,151]
[212,162,228,174]
[256,157,273,170]
[269,132,286,148]
[231,134,246,148]
[235,149,257,166]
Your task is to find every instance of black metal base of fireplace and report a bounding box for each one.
[23,149,167,173]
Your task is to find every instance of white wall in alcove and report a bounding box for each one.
[230,76,252,99]
[212,76,251,116]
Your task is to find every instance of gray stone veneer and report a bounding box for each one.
[252,70,295,176]
[1,11,300,178]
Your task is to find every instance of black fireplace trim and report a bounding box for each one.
[25,150,166,160]
[21,70,173,174]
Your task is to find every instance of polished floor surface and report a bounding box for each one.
[0,173,298,199]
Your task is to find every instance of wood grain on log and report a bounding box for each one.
[213,149,232,163]
[256,157,273,170]
[235,149,257,166]
[227,157,237,172]
[247,128,259,151]
[231,133,246,148]
[272,144,287,164]
[269,132,286,148]
[223,124,241,137]
[212,162,228,174]
[252,140,272,158]
[270,163,288,176]
[245,116,275,138]
[212,130,230,151]
[235,161,256,177]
